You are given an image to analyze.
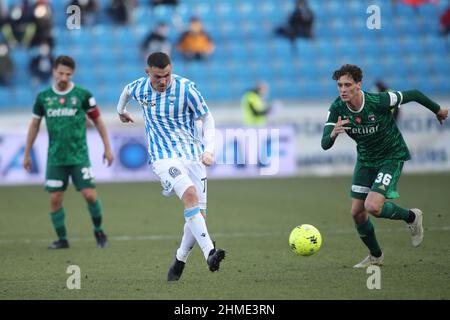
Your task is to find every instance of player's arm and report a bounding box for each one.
[90,113,114,167]
[200,112,215,166]
[381,90,448,124]
[187,83,214,165]
[116,86,134,123]
[321,108,350,150]
[23,116,41,172]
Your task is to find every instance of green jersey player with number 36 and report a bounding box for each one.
[23,55,114,250]
[321,64,448,268]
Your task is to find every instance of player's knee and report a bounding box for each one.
[351,209,366,224]
[81,189,97,203]
[364,201,382,216]
[182,187,198,207]
[50,192,64,211]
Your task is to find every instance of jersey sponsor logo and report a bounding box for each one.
[351,125,379,135]
[46,179,64,187]
[168,166,181,178]
[47,108,78,117]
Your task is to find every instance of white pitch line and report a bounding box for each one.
[0,226,449,245]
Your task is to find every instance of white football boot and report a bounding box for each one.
[408,208,424,247]
[353,253,384,268]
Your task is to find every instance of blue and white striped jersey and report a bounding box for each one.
[125,74,210,163]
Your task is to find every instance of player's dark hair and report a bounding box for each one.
[332,64,363,83]
[147,52,171,69]
[53,55,76,70]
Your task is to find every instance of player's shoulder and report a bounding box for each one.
[126,77,147,90]
[329,96,345,110]
[173,73,195,87]
[73,84,93,97]
[364,91,383,103]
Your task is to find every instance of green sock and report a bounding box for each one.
[50,208,67,240]
[379,202,411,222]
[356,217,382,257]
[88,199,103,232]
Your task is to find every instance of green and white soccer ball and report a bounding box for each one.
[289,224,322,256]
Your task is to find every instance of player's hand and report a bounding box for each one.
[330,116,350,139]
[23,155,32,172]
[119,112,134,123]
[436,108,448,125]
[103,148,114,167]
[201,152,214,166]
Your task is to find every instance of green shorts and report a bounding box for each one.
[45,163,96,192]
[351,160,404,200]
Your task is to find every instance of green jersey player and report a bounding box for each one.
[321,64,448,268]
[23,55,114,249]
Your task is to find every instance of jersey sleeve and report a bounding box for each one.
[186,83,209,119]
[125,77,145,101]
[321,105,340,150]
[82,90,97,113]
[32,93,45,118]
[378,91,403,112]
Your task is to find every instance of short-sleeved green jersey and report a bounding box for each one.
[33,84,97,166]
[324,91,411,167]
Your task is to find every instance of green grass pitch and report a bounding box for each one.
[0,173,449,299]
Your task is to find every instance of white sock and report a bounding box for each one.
[176,222,196,263]
[184,207,214,260]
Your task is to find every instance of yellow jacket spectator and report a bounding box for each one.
[241,82,272,126]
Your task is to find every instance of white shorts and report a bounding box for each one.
[152,158,207,209]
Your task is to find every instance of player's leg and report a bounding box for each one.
[46,165,70,249]
[351,162,383,267]
[365,160,423,247]
[175,162,208,264]
[71,164,108,248]
[351,198,384,268]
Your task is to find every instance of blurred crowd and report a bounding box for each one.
[0,0,448,89]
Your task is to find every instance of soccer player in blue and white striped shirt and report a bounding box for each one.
[116,52,225,281]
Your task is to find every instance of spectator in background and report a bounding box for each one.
[29,42,54,87]
[0,41,14,86]
[177,17,214,61]
[149,0,178,8]
[29,0,54,48]
[70,0,98,26]
[241,82,272,127]
[276,0,314,47]
[1,3,35,48]
[439,5,450,36]
[141,22,171,59]
[107,0,136,25]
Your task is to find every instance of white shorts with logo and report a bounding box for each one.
[152,158,207,209]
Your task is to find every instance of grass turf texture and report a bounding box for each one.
[0,173,449,299]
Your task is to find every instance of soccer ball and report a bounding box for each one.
[289,224,322,256]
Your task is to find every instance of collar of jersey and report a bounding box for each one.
[345,90,365,113]
[52,82,75,95]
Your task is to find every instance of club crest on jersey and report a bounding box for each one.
[168,166,181,178]
[168,95,176,102]
[368,114,376,122]
[355,116,362,124]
